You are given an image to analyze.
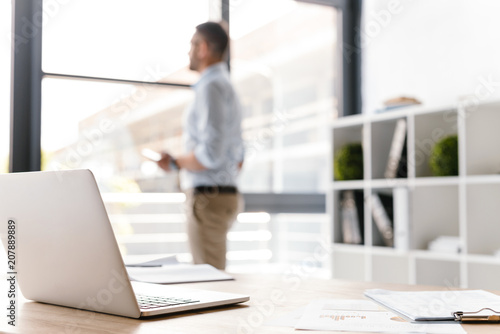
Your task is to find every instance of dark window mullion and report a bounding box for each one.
[296,0,362,117]
[222,0,230,71]
[10,0,43,172]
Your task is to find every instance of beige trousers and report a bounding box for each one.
[184,190,243,270]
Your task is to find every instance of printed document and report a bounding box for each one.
[294,299,466,333]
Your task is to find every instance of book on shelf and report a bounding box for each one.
[385,119,408,179]
[353,190,365,244]
[340,190,363,244]
[376,96,422,113]
[370,193,394,247]
[396,135,408,178]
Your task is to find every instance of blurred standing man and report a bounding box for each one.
[158,22,244,270]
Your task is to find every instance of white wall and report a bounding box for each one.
[362,0,500,114]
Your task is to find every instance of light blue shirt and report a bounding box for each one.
[180,62,244,190]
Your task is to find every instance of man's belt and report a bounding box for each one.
[194,185,238,194]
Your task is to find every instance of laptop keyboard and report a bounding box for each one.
[136,294,200,310]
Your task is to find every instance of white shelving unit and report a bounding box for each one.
[329,101,500,289]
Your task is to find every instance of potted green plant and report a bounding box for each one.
[334,143,363,181]
[429,135,458,176]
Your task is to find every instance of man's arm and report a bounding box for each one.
[176,152,207,171]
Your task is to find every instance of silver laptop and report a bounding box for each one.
[0,169,249,318]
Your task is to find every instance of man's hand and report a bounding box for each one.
[158,152,175,172]
[158,151,207,172]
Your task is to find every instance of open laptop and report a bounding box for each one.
[0,169,249,318]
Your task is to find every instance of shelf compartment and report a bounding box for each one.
[411,185,459,251]
[467,263,500,290]
[370,189,394,248]
[371,118,408,180]
[465,103,500,176]
[466,184,500,256]
[332,247,366,281]
[372,253,409,284]
[467,262,500,290]
[333,190,365,245]
[414,109,458,178]
[332,125,364,182]
[415,258,460,287]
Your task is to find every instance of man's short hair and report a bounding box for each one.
[195,22,229,57]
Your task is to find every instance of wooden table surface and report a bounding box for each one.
[5,274,500,334]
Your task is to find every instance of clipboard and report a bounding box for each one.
[364,289,500,324]
[453,308,500,323]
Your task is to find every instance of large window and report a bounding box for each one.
[41,1,214,262]
[42,79,191,188]
[232,0,338,193]
[227,0,337,271]
[42,79,196,261]
[42,0,211,84]
[0,1,11,173]
[35,0,341,270]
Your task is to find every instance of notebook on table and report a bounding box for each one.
[0,169,249,318]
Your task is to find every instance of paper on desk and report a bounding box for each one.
[265,300,380,328]
[365,289,500,321]
[264,307,306,327]
[294,299,466,333]
[126,263,233,284]
[125,255,179,267]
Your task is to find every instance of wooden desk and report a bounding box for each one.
[7,274,500,333]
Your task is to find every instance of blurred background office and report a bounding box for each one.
[2,0,500,278]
